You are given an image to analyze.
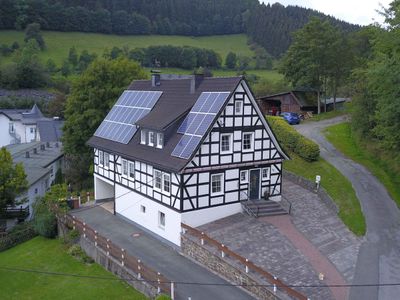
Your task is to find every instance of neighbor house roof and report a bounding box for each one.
[37,119,64,142]
[6,142,63,185]
[0,104,49,124]
[259,90,319,108]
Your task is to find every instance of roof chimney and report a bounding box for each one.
[25,151,30,158]
[190,74,204,94]
[151,70,161,87]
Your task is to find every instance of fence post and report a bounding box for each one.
[72,215,76,230]
[83,222,86,238]
[201,232,204,245]
[137,259,141,279]
[157,272,161,294]
[121,248,125,266]
[106,239,110,256]
[245,259,249,273]
[94,231,98,247]
[221,244,225,258]
[273,276,277,294]
[171,282,174,300]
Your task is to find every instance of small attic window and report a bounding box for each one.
[156,133,163,149]
[141,129,147,144]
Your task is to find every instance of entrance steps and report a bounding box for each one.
[242,200,288,217]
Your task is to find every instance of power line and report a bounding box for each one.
[2,266,400,289]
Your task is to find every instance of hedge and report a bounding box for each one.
[267,116,320,162]
[0,223,37,252]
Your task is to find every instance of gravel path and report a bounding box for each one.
[295,117,400,300]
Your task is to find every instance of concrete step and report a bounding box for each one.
[242,200,288,217]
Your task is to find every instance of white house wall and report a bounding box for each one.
[115,183,182,246]
[0,114,12,147]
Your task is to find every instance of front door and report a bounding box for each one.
[249,169,261,200]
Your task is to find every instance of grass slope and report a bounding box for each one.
[0,237,147,300]
[0,30,253,65]
[324,122,400,207]
[284,153,366,236]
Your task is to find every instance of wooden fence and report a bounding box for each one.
[181,223,308,300]
[64,214,172,297]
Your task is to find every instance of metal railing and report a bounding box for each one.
[240,191,260,217]
[281,196,293,215]
[181,223,307,300]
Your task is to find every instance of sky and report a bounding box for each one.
[262,0,392,25]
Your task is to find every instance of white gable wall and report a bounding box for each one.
[0,114,13,147]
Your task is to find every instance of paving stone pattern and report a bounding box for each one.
[199,213,333,299]
[283,180,362,283]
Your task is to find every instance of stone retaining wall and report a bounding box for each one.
[283,170,339,214]
[181,234,288,300]
[79,237,158,299]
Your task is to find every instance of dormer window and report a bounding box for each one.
[141,130,147,144]
[148,131,155,146]
[157,133,163,149]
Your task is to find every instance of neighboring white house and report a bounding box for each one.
[6,141,64,220]
[88,74,288,246]
[0,104,63,147]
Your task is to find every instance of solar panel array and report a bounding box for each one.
[94,91,162,144]
[172,92,230,159]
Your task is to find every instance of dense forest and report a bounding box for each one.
[0,0,359,57]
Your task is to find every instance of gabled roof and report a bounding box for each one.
[88,75,287,172]
[37,119,64,142]
[0,104,49,124]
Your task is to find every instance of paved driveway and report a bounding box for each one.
[71,206,255,300]
[295,117,400,300]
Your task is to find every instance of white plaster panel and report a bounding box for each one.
[198,173,209,183]
[210,196,223,205]
[225,169,238,180]
[201,156,210,166]
[244,106,252,115]
[235,118,242,127]
[225,117,233,127]
[198,184,209,196]
[225,180,238,191]
[225,191,238,202]
[211,155,219,165]
[225,106,233,115]
[211,143,219,154]
[234,142,241,151]
[220,155,232,164]
[242,153,253,161]
[198,196,209,208]
[243,117,251,126]
[233,153,241,162]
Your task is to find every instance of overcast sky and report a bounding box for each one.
[261,0,392,25]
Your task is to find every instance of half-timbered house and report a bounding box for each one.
[88,74,288,246]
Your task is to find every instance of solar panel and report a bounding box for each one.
[94,90,162,144]
[172,91,230,159]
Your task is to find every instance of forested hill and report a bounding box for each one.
[0,0,360,57]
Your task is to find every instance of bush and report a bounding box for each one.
[33,211,57,238]
[68,244,94,264]
[267,116,320,161]
[0,222,37,252]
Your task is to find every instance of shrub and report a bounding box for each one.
[267,116,320,161]
[68,244,94,264]
[33,211,57,238]
[0,222,37,252]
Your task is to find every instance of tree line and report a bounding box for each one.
[0,0,359,57]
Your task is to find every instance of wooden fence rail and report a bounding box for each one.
[181,222,307,300]
[64,214,172,296]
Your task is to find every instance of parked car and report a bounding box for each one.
[280,112,301,125]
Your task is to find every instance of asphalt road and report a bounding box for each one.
[295,116,400,300]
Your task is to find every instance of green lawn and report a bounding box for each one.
[0,30,254,65]
[284,153,366,236]
[0,237,147,299]
[324,122,400,207]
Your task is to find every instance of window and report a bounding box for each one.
[240,170,248,183]
[104,153,110,168]
[9,123,14,133]
[140,205,146,213]
[235,101,243,114]
[50,167,54,177]
[129,162,135,179]
[30,127,35,134]
[148,131,155,146]
[211,174,223,195]
[122,159,128,176]
[220,133,232,153]
[141,130,147,144]
[154,170,162,190]
[234,93,245,100]
[99,150,104,165]
[163,174,170,193]
[34,188,38,194]
[157,133,163,148]
[243,133,254,151]
[158,211,166,228]
[262,168,270,180]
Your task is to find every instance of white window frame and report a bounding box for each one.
[157,133,163,149]
[235,100,243,114]
[154,170,162,191]
[122,159,128,176]
[220,133,233,153]
[262,167,270,180]
[129,162,135,179]
[104,152,110,168]
[242,132,254,152]
[240,170,248,183]
[141,130,146,144]
[211,173,224,196]
[158,211,165,229]
[9,122,15,133]
[99,150,104,166]
[148,131,155,146]
[163,173,170,194]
